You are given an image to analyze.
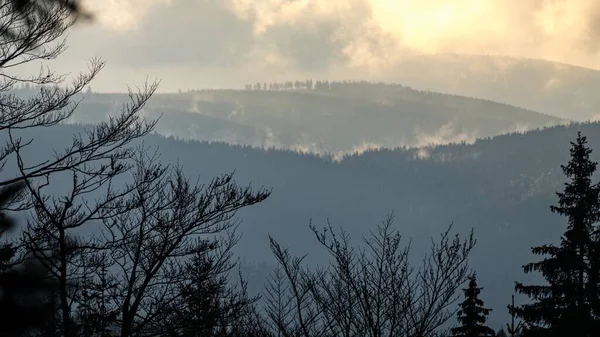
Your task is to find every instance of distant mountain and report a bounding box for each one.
[72,101,266,145]
[34,82,563,155]
[6,119,600,330]
[387,53,600,122]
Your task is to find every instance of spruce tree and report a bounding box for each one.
[451,273,496,337]
[510,131,600,337]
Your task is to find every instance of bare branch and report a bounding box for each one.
[264,213,476,337]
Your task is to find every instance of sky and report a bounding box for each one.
[33,0,600,92]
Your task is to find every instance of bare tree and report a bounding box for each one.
[16,144,270,337]
[78,153,271,337]
[0,2,276,337]
[0,0,157,191]
[263,266,301,336]
[264,212,475,337]
[4,0,90,37]
[0,0,164,336]
[0,3,274,337]
[2,2,158,328]
[19,145,165,336]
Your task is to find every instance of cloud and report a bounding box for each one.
[81,0,173,31]
[223,0,400,71]
[70,0,400,73]
[256,21,345,71]
[77,0,256,68]
[40,0,600,92]
[221,0,600,70]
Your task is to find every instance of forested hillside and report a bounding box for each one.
[11,82,564,155]
[4,119,600,330]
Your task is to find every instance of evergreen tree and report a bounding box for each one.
[591,228,600,333]
[0,182,60,337]
[510,131,600,337]
[451,273,496,337]
[158,248,259,337]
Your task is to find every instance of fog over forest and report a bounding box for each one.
[2,1,600,337]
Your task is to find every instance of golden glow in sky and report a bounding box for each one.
[81,0,600,70]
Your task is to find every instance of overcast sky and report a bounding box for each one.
[31,0,600,92]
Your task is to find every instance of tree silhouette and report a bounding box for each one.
[0,182,62,337]
[264,213,475,337]
[496,328,508,337]
[510,131,600,337]
[450,273,495,337]
[6,0,91,31]
[505,295,523,337]
[0,0,157,331]
[30,150,270,337]
[157,248,260,337]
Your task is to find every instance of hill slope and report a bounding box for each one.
[387,53,600,122]
[13,83,564,155]
[4,120,600,329]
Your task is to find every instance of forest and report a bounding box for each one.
[2,1,600,337]
[4,111,600,337]
[10,74,565,155]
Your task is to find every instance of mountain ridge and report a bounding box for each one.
[385,53,600,121]
[19,81,565,155]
